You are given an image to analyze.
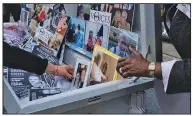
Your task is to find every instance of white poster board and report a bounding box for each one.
[89,10,111,26]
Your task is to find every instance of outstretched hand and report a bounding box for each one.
[116,47,150,78]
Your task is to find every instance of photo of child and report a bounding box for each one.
[66,17,85,49]
[89,45,120,85]
[72,63,88,89]
[85,21,109,53]
[108,27,138,57]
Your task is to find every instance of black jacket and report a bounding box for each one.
[166,10,191,94]
[3,42,48,75]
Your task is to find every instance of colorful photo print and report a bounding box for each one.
[89,45,120,86]
[66,17,85,49]
[108,27,138,57]
[55,16,70,36]
[28,5,49,36]
[85,21,109,53]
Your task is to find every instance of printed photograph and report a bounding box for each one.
[55,16,70,36]
[66,17,85,49]
[77,4,105,20]
[23,73,50,89]
[28,5,48,36]
[53,4,67,16]
[108,27,138,57]
[85,21,109,53]
[77,4,86,20]
[72,63,88,89]
[101,4,135,31]
[89,45,120,86]
[48,33,63,51]
[46,9,61,34]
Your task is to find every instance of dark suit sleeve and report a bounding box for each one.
[3,42,48,75]
[166,58,191,94]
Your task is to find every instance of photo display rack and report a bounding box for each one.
[3,4,162,114]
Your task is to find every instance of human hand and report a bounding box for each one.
[116,47,150,78]
[57,65,74,79]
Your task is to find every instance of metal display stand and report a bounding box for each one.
[3,4,161,114]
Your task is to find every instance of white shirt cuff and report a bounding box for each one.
[161,60,178,92]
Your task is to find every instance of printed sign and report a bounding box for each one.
[89,10,111,26]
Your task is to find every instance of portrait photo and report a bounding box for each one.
[71,59,90,89]
[55,16,70,36]
[108,27,138,57]
[23,73,49,89]
[89,45,120,86]
[66,17,86,49]
[85,21,109,53]
[101,4,135,31]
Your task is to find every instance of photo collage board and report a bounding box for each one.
[65,3,138,58]
[3,4,140,103]
[25,4,138,59]
[27,4,69,57]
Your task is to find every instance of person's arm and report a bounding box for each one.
[3,42,74,78]
[165,59,191,94]
[3,42,48,75]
